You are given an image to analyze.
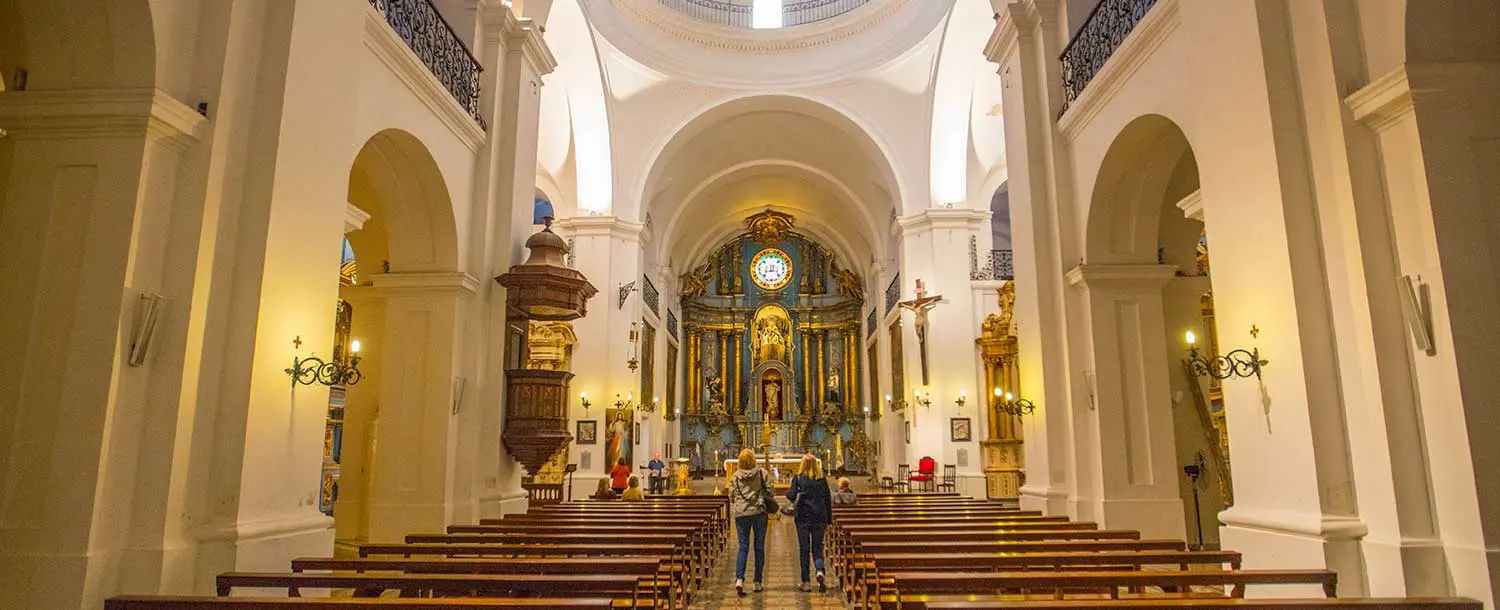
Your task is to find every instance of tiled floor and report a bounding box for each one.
[695,512,848,609]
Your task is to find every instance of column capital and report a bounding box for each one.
[0,88,207,150]
[896,208,990,235]
[558,215,645,242]
[483,2,556,76]
[1065,264,1177,291]
[366,271,482,297]
[345,202,372,234]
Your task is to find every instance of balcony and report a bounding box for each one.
[368,0,486,130]
[1059,0,1158,115]
[658,0,871,29]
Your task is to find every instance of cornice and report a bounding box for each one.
[1065,263,1177,290]
[1345,66,1412,133]
[363,5,485,152]
[1057,0,1180,141]
[1220,506,1369,542]
[367,271,482,297]
[896,208,991,233]
[610,0,905,55]
[1174,189,1203,222]
[557,215,647,241]
[491,6,557,77]
[345,202,372,234]
[0,88,207,151]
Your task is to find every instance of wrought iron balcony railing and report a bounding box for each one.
[658,0,870,29]
[969,237,1015,281]
[1059,0,1158,115]
[369,0,486,130]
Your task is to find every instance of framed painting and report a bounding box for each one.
[576,420,597,445]
[950,417,973,442]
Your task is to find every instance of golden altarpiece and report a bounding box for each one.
[679,210,869,475]
[977,282,1023,500]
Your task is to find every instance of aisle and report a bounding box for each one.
[696,513,848,609]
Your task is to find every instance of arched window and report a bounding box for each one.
[533,191,555,225]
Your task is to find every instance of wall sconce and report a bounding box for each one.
[885,393,907,413]
[580,391,592,412]
[912,389,932,409]
[863,404,876,421]
[640,395,659,413]
[284,335,364,388]
[627,322,640,372]
[667,405,680,422]
[1184,329,1268,380]
[614,392,636,410]
[954,390,967,408]
[993,388,1036,416]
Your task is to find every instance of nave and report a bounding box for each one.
[101,489,1485,609]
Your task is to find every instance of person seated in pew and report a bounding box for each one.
[609,457,632,495]
[832,477,857,505]
[591,477,618,500]
[622,475,646,501]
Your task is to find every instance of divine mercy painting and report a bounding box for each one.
[605,407,633,472]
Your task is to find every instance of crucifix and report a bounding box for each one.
[899,279,943,385]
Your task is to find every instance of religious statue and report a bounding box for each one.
[898,279,943,385]
[831,262,863,301]
[705,374,726,414]
[765,381,783,419]
[679,260,714,299]
[997,281,1015,335]
[825,368,842,403]
[753,316,790,363]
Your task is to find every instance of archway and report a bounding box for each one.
[1075,114,1229,544]
[333,129,462,547]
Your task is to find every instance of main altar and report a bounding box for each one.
[678,210,871,474]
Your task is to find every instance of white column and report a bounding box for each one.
[894,209,989,493]
[1065,264,1184,540]
[463,3,556,520]
[560,216,644,490]
[986,0,1076,516]
[0,88,206,610]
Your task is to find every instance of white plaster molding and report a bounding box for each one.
[1345,66,1413,133]
[896,208,991,234]
[609,0,906,55]
[1174,189,1203,222]
[484,3,558,76]
[362,6,486,152]
[1057,0,1181,141]
[1219,506,1369,542]
[558,215,646,241]
[345,202,373,234]
[0,88,207,150]
[192,512,334,543]
[1065,263,1177,289]
[367,271,482,297]
[985,0,1040,65]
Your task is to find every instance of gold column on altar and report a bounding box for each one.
[977,282,1023,500]
[814,330,825,409]
[801,329,812,411]
[718,331,728,411]
[844,326,857,411]
[688,329,702,413]
[728,332,739,413]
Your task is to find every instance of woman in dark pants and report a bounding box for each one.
[786,452,834,593]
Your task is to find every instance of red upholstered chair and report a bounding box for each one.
[909,456,936,492]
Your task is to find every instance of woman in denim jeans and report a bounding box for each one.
[728,448,770,596]
[786,453,833,592]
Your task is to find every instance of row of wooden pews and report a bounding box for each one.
[105,496,726,610]
[831,494,1481,610]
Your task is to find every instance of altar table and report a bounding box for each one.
[723,457,822,489]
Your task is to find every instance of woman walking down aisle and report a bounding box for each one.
[728,449,771,597]
[786,453,833,593]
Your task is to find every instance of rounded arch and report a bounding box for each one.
[0,0,155,91]
[1085,114,1198,264]
[346,129,459,273]
[635,92,906,221]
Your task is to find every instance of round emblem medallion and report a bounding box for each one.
[750,248,792,290]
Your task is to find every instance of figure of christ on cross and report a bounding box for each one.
[899,279,943,385]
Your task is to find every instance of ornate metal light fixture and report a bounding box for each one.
[614,393,636,410]
[639,395,659,414]
[627,322,640,372]
[954,390,967,408]
[884,394,907,413]
[1184,330,1268,380]
[912,389,932,409]
[285,336,364,388]
[579,391,592,412]
[993,387,1036,417]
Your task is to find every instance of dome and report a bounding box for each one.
[658,0,872,30]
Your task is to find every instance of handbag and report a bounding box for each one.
[759,470,779,515]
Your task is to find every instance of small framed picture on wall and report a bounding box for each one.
[576,420,598,445]
[635,422,641,440]
[950,417,973,442]
[904,420,911,444]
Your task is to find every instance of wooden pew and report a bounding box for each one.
[919,600,1483,610]
[106,597,623,609]
[875,569,1339,609]
[359,542,678,558]
[215,572,656,601]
